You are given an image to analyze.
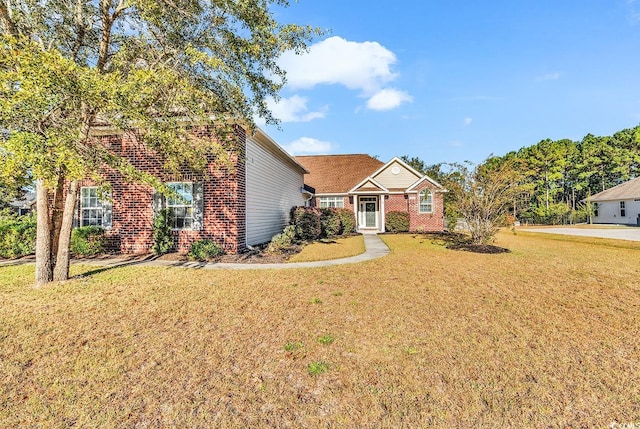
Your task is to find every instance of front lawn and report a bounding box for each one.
[288,235,365,262]
[1,232,638,427]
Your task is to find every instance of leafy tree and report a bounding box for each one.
[447,160,520,245]
[0,0,319,284]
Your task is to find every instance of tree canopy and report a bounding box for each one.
[494,125,640,224]
[0,0,320,284]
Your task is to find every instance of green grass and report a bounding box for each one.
[1,232,639,427]
[308,361,329,376]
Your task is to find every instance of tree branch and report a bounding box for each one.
[0,0,18,36]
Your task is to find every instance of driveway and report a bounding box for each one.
[519,226,640,242]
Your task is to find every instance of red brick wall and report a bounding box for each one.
[380,187,444,232]
[405,182,444,232]
[83,126,247,254]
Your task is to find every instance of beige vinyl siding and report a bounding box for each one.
[373,161,421,189]
[246,137,306,246]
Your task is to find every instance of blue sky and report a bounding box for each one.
[261,1,640,165]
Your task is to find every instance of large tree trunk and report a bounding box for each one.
[53,180,79,281]
[35,180,53,285]
[50,176,65,262]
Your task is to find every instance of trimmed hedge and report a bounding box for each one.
[0,212,36,258]
[385,211,410,233]
[71,226,106,256]
[290,206,322,241]
[267,225,297,253]
[290,206,357,240]
[335,208,356,234]
[188,239,224,260]
[320,208,341,238]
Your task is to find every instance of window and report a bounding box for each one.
[167,182,194,229]
[80,187,104,226]
[319,196,344,208]
[620,201,626,217]
[419,189,433,213]
[593,203,599,217]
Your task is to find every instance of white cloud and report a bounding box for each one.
[464,117,473,126]
[284,137,334,155]
[279,36,399,94]
[538,72,561,81]
[267,95,327,123]
[366,88,413,111]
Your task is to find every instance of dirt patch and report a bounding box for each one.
[408,231,511,254]
[446,243,511,254]
[78,243,304,264]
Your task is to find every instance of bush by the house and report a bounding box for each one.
[0,211,36,258]
[289,206,322,241]
[188,239,224,261]
[71,226,106,256]
[335,208,356,234]
[320,208,342,238]
[267,225,297,253]
[152,208,174,255]
[386,211,410,233]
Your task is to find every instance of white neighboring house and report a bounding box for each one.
[590,177,640,226]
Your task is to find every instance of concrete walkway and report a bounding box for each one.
[519,226,640,242]
[0,233,391,270]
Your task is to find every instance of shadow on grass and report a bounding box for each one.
[73,255,209,278]
[417,231,511,254]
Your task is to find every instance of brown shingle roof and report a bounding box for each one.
[591,177,640,201]
[295,154,384,194]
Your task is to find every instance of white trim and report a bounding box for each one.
[381,195,386,232]
[166,181,195,230]
[357,196,380,230]
[313,193,350,197]
[348,176,389,194]
[318,196,345,208]
[406,175,445,191]
[80,186,104,227]
[418,189,434,213]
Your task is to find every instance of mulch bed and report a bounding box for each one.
[446,243,511,254]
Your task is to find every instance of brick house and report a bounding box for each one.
[295,155,445,232]
[78,126,309,254]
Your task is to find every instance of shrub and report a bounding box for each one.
[289,206,321,241]
[386,211,410,233]
[335,208,356,234]
[0,212,36,258]
[71,226,106,256]
[152,208,174,255]
[320,208,341,238]
[188,239,224,260]
[267,225,296,253]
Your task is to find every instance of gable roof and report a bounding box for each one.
[591,177,640,202]
[295,154,384,194]
[349,176,389,194]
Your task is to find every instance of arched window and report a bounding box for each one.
[419,189,433,213]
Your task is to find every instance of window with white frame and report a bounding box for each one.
[620,201,626,217]
[593,203,599,217]
[419,189,433,213]
[80,187,104,226]
[167,182,194,229]
[319,196,344,208]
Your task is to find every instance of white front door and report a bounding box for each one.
[359,197,378,229]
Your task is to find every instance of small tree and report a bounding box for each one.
[447,160,520,245]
